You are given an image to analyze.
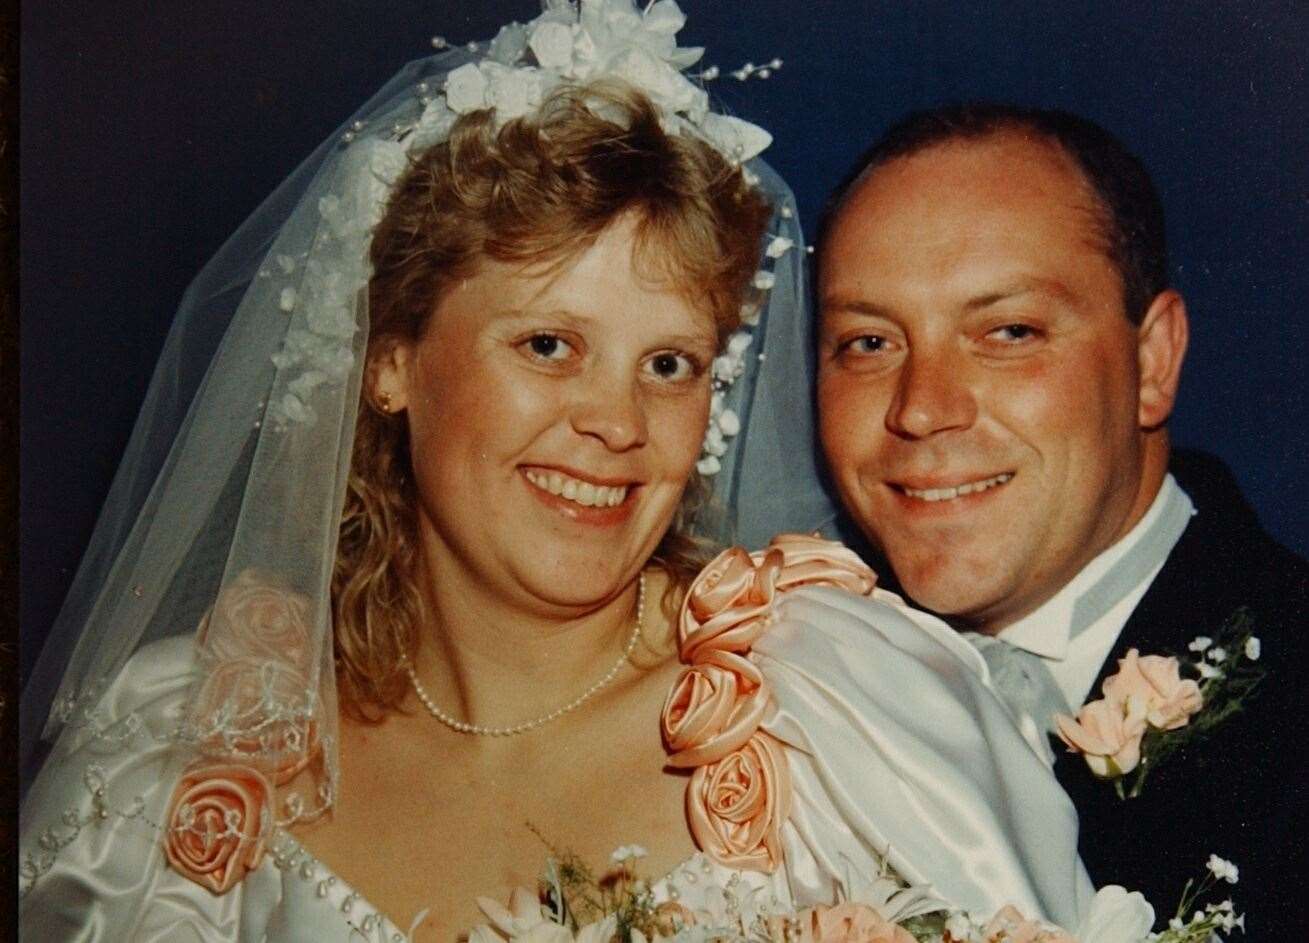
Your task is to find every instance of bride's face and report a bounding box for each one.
[376,215,716,609]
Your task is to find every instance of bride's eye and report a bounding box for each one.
[644,351,698,382]
[521,333,575,362]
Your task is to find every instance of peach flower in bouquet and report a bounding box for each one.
[769,902,915,943]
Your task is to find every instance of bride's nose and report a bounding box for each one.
[569,373,648,452]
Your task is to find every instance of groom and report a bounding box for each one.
[814,103,1308,932]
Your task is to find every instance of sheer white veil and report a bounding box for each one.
[19,2,839,883]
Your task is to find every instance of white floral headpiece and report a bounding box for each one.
[424,0,772,166]
[269,0,794,476]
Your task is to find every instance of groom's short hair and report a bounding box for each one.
[820,103,1168,325]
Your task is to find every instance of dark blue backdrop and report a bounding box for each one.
[20,1,1308,682]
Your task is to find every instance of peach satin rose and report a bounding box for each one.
[766,533,877,596]
[1103,649,1203,731]
[190,656,319,785]
[686,732,792,872]
[1054,695,1148,778]
[195,571,313,667]
[662,650,768,767]
[679,537,878,664]
[163,762,271,894]
[670,536,875,873]
[679,547,782,663]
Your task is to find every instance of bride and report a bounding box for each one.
[20,3,1102,940]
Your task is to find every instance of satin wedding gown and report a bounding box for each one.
[20,586,1092,941]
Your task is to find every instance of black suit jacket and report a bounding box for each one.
[1052,451,1308,937]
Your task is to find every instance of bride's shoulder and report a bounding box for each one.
[680,532,981,672]
[54,634,199,748]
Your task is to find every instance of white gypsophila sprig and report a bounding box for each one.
[1206,854,1239,884]
[1148,857,1246,943]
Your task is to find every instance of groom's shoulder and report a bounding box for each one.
[1166,449,1309,602]
[1133,450,1309,708]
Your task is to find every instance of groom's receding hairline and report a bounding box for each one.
[816,102,1169,326]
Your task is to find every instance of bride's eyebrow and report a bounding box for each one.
[659,331,717,352]
[485,307,582,326]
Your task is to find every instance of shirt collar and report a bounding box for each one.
[998,475,1193,661]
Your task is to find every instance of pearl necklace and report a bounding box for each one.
[403,573,646,736]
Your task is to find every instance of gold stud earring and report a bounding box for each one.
[378,391,393,413]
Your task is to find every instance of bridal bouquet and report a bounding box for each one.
[466,847,1244,943]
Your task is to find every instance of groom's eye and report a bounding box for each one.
[990,324,1039,343]
[843,335,887,354]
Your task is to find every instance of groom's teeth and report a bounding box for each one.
[903,473,1012,503]
[525,469,629,508]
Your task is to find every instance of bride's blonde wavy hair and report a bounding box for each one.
[332,82,772,718]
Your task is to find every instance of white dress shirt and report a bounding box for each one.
[996,475,1196,712]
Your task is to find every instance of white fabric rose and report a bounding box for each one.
[445,62,489,114]
[410,98,458,153]
[529,21,575,72]
[481,62,545,122]
[609,47,707,119]
[488,21,529,65]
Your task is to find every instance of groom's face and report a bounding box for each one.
[818,134,1149,632]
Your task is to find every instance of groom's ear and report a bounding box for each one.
[1136,289,1188,430]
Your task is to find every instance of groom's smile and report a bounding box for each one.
[892,471,1014,504]
[817,131,1163,634]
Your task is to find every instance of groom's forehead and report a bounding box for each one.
[832,132,1102,243]
[818,136,1116,311]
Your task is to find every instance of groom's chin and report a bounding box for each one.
[875,541,1025,627]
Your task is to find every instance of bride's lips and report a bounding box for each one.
[886,471,1015,514]
[520,465,640,526]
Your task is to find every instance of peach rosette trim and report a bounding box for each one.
[188,574,323,785]
[190,656,321,786]
[195,569,313,668]
[662,533,876,873]
[162,762,273,895]
[168,574,326,894]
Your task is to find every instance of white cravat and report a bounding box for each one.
[996,475,1195,716]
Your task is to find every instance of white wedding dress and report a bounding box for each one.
[19,587,1093,941]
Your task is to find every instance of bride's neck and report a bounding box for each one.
[407,540,647,730]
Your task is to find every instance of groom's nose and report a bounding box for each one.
[885,349,977,439]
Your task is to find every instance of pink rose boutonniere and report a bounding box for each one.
[1055,607,1264,799]
[661,533,877,873]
